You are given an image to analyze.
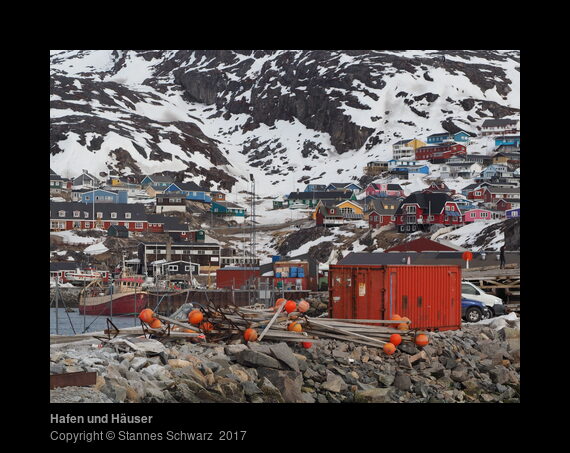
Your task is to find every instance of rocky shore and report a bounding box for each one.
[50,315,520,404]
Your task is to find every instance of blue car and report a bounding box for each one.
[461,298,490,323]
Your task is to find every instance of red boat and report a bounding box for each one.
[78,271,149,316]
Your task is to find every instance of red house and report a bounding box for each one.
[368,198,400,228]
[50,202,148,232]
[315,204,344,227]
[422,182,455,196]
[481,187,520,204]
[394,192,463,233]
[495,198,521,211]
[415,142,467,161]
[365,183,405,198]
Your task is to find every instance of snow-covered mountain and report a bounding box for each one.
[50,50,520,196]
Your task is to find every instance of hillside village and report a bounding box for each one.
[50,117,520,293]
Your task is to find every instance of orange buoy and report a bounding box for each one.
[390,314,402,328]
[284,300,297,314]
[139,308,155,324]
[415,333,429,347]
[188,309,204,325]
[390,333,402,346]
[200,322,214,332]
[383,342,396,355]
[401,316,411,326]
[244,328,258,342]
[274,298,287,310]
[288,322,303,332]
[149,318,162,329]
[302,342,312,349]
[397,322,409,331]
[297,300,310,313]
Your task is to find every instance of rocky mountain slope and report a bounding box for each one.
[50,50,520,195]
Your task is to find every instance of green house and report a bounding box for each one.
[286,190,355,208]
[211,201,246,216]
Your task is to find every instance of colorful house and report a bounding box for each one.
[440,161,482,179]
[315,204,344,227]
[326,183,362,193]
[286,191,354,208]
[140,174,175,188]
[364,161,389,176]
[415,142,467,161]
[481,119,519,137]
[50,169,67,194]
[392,164,430,176]
[495,135,520,147]
[368,198,399,228]
[80,189,128,204]
[365,183,405,198]
[394,192,463,233]
[505,208,520,219]
[463,208,494,223]
[305,184,327,192]
[50,202,148,232]
[164,182,211,203]
[392,138,427,160]
[335,200,364,218]
[156,193,187,213]
[422,182,455,196]
[427,130,472,144]
[495,198,521,211]
[72,169,100,188]
[211,201,246,217]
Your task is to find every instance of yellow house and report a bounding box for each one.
[109,177,122,186]
[335,200,364,215]
[492,154,509,165]
[408,138,427,150]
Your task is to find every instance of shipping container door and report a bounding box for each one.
[388,271,397,320]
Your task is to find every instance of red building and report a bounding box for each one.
[394,192,463,233]
[415,142,467,161]
[216,267,261,289]
[368,209,394,228]
[50,202,148,232]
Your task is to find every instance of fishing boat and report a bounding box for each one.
[78,268,149,316]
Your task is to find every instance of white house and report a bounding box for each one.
[440,162,482,179]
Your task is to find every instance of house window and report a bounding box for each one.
[168,265,178,272]
[405,205,416,213]
[58,210,65,217]
[96,212,103,219]
[84,212,89,218]
[135,222,143,229]
[185,265,191,271]
[85,222,91,228]
[125,213,131,219]
[110,212,117,219]
[85,196,90,201]
[481,212,488,218]
[73,221,81,228]
[73,211,80,218]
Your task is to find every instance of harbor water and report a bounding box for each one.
[50,307,140,335]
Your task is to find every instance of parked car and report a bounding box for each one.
[461,297,490,323]
[461,281,505,318]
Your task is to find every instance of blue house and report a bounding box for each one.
[305,184,327,192]
[392,164,430,175]
[164,182,211,203]
[505,208,520,219]
[80,189,128,204]
[479,164,510,181]
[211,201,246,217]
[141,174,175,188]
[427,131,471,144]
[495,135,520,147]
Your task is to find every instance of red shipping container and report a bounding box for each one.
[216,267,261,289]
[328,265,461,331]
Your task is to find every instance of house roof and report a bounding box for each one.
[288,191,352,200]
[482,118,518,128]
[328,183,362,189]
[74,170,99,182]
[395,192,454,215]
[487,187,520,194]
[168,182,207,192]
[337,251,520,267]
[370,198,400,213]
[50,201,147,221]
[427,132,451,138]
[108,225,128,232]
[50,169,64,180]
[393,139,414,145]
[146,174,175,183]
[146,214,189,231]
[214,201,245,209]
[384,237,460,253]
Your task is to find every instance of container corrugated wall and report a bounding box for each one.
[329,265,461,331]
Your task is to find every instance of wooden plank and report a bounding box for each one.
[258,302,286,341]
[308,319,388,346]
[50,371,97,389]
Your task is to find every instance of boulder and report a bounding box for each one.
[321,370,347,394]
[257,367,304,403]
[269,343,300,372]
[237,349,283,369]
[354,388,394,403]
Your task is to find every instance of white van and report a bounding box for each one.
[461,281,505,318]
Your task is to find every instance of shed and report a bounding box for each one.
[107,225,129,238]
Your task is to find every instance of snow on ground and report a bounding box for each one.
[466,312,519,330]
[436,220,504,251]
[83,242,109,255]
[51,230,105,245]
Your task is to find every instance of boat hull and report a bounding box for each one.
[78,292,149,316]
